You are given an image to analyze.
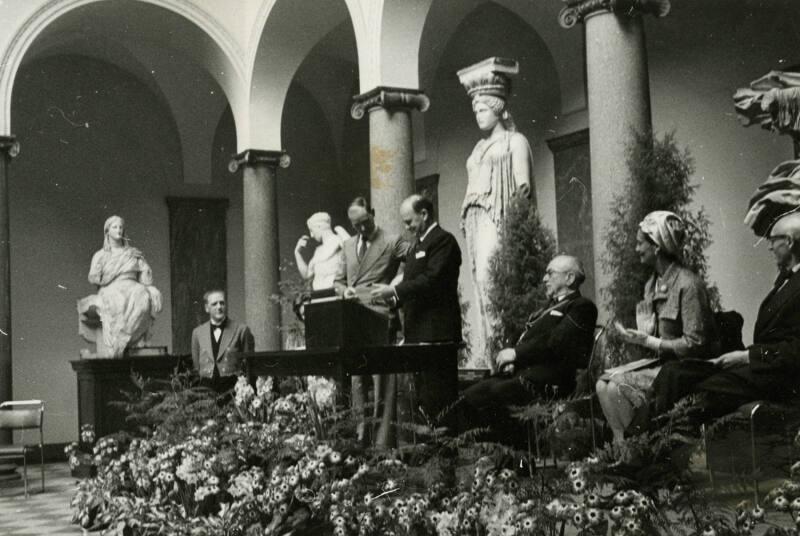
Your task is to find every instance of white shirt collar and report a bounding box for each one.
[419,222,438,243]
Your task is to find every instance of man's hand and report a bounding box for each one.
[369,283,395,301]
[495,348,517,375]
[495,348,517,367]
[343,287,357,299]
[710,350,749,369]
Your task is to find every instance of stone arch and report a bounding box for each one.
[419,0,584,115]
[247,0,358,150]
[0,0,247,137]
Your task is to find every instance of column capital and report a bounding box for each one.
[228,149,290,173]
[351,86,430,120]
[558,0,670,29]
[0,136,19,159]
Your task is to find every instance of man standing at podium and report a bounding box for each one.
[335,196,409,447]
[372,194,462,424]
[191,289,254,393]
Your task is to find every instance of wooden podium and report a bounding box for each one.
[304,298,391,348]
[244,298,461,418]
[70,355,193,438]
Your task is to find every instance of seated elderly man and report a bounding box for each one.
[658,211,800,422]
[460,255,597,437]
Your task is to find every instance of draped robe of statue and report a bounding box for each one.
[78,246,163,357]
[462,130,534,364]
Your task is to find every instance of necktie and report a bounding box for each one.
[357,239,366,261]
[774,270,792,293]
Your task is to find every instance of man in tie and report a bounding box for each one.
[371,194,463,422]
[334,196,409,447]
[459,255,597,438]
[671,211,800,421]
[191,289,254,393]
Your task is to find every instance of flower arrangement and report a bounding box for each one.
[65,423,97,478]
[69,370,800,535]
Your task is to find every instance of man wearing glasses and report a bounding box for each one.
[459,254,597,439]
[686,212,800,419]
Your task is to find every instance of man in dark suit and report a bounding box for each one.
[371,194,462,420]
[459,255,598,437]
[335,196,409,447]
[191,289,254,393]
[690,212,800,418]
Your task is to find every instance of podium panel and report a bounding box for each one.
[304,299,390,349]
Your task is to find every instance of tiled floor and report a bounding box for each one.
[0,463,86,535]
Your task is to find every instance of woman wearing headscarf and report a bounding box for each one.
[596,211,718,442]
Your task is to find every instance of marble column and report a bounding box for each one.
[0,136,17,444]
[559,0,669,316]
[351,88,429,447]
[351,87,430,235]
[229,150,290,351]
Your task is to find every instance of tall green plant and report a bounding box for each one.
[487,195,557,355]
[602,129,717,359]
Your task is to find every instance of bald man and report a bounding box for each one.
[686,212,800,418]
[460,255,597,438]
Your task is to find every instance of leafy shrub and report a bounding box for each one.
[487,196,557,357]
[602,129,717,362]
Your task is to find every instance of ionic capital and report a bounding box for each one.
[229,149,290,174]
[558,0,670,29]
[351,87,430,120]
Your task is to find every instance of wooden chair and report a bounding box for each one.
[0,400,45,497]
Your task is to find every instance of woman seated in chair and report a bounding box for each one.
[596,211,718,442]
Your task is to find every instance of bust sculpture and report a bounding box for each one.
[457,57,534,366]
[294,212,350,290]
[77,215,163,358]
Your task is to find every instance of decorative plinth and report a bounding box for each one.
[70,355,192,439]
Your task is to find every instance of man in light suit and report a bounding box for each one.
[460,255,597,440]
[371,194,463,422]
[191,289,254,393]
[335,196,409,447]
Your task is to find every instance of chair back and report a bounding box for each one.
[0,401,44,430]
[715,310,745,354]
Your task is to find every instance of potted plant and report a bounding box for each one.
[65,424,97,478]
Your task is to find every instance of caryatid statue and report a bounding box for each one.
[457,57,534,368]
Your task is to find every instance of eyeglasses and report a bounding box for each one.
[545,269,569,276]
[767,234,791,245]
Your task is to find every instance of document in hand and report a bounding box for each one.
[599,357,660,380]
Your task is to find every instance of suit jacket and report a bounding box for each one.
[395,224,462,343]
[514,292,598,383]
[738,269,800,395]
[191,319,254,378]
[334,227,408,314]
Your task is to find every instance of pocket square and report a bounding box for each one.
[415,250,426,259]
[549,310,564,317]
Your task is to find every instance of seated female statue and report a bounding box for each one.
[294,212,349,291]
[83,215,163,358]
[596,211,718,442]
